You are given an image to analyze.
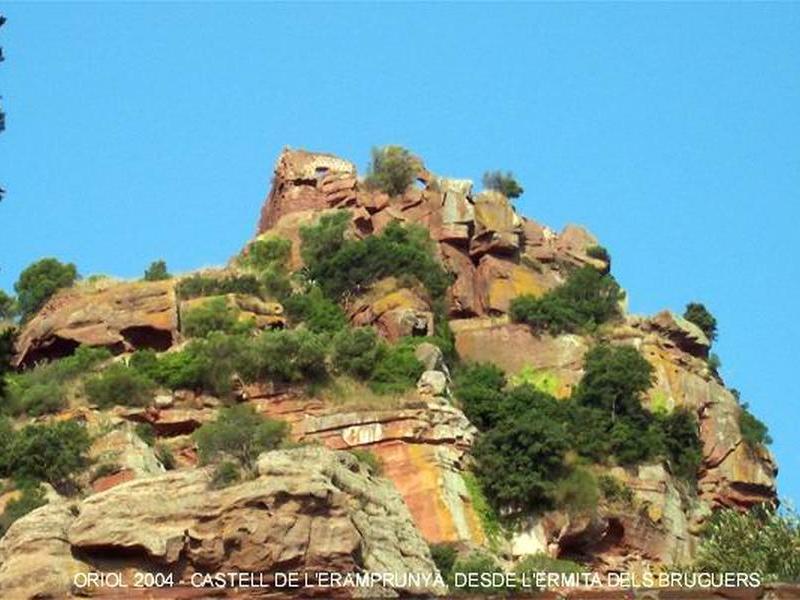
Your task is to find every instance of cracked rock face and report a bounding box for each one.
[0,447,445,599]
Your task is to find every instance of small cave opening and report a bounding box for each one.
[19,336,80,369]
[120,326,174,352]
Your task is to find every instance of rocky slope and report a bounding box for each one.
[0,147,780,596]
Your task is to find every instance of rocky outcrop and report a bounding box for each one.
[0,447,445,599]
[181,293,286,331]
[87,423,166,492]
[348,278,434,341]
[15,279,178,367]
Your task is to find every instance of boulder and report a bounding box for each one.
[0,447,445,599]
[15,279,178,367]
[470,190,521,257]
[348,279,434,341]
[417,370,448,397]
[649,310,710,357]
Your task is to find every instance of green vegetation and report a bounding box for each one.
[14,258,78,320]
[695,505,799,582]
[332,328,382,379]
[241,237,293,300]
[684,302,718,342]
[0,419,90,492]
[5,345,111,416]
[0,290,17,320]
[181,297,254,338]
[349,448,383,475]
[301,217,450,300]
[482,170,524,199]
[463,472,502,543]
[84,363,155,408]
[368,340,425,394]
[455,344,702,517]
[586,244,610,263]
[429,543,458,583]
[739,402,772,447]
[0,484,46,536]
[283,286,348,333]
[598,474,634,506]
[451,552,506,592]
[91,462,121,481]
[509,266,623,334]
[135,422,156,446]
[515,553,587,577]
[143,260,170,281]
[364,145,419,196]
[176,273,261,300]
[193,404,288,471]
[241,329,328,384]
[0,328,14,403]
[211,461,240,488]
[707,352,721,372]
[155,444,176,470]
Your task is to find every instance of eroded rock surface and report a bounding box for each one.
[0,447,444,599]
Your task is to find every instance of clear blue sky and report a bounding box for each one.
[1,4,798,504]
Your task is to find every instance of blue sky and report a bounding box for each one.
[1,3,798,504]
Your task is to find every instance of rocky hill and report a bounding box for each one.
[0,147,782,598]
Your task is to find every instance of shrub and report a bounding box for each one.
[510,267,623,334]
[211,461,240,488]
[155,444,176,470]
[739,402,772,447]
[6,345,111,416]
[0,484,47,535]
[451,552,507,593]
[598,474,634,506]
[429,543,458,584]
[300,212,351,267]
[240,329,328,384]
[194,404,289,470]
[572,344,654,421]
[349,449,383,475]
[683,302,718,342]
[135,422,156,446]
[586,245,610,263]
[176,274,262,300]
[695,505,800,582]
[303,218,450,300]
[0,290,16,321]
[482,170,523,199]
[91,462,121,482]
[143,260,170,281]
[242,237,291,271]
[84,363,156,408]
[364,145,419,196]
[707,352,721,372]
[551,468,599,515]
[181,297,253,338]
[5,420,90,490]
[0,328,16,402]
[332,328,383,379]
[130,349,206,391]
[283,286,348,333]
[14,258,78,320]
[659,408,703,481]
[514,553,586,590]
[368,341,424,394]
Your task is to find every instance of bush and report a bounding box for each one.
[4,420,90,490]
[598,474,634,506]
[240,329,328,384]
[91,462,121,482]
[429,543,458,584]
[659,408,703,481]
[586,245,610,263]
[143,260,170,281]
[364,145,419,196]
[551,468,599,516]
[368,341,424,395]
[84,363,156,408]
[302,218,450,300]
[242,238,291,271]
[0,291,16,321]
[155,444,176,470]
[451,552,507,593]
[181,297,253,338]
[510,267,623,334]
[14,258,78,320]
[684,302,718,342]
[6,345,111,416]
[332,328,382,379]
[194,404,288,470]
[453,363,507,430]
[283,286,348,333]
[695,505,800,582]
[135,422,156,446]
[300,212,351,267]
[211,461,240,488]
[349,449,383,475]
[514,553,586,590]
[0,484,46,536]
[176,274,262,300]
[0,328,16,402]
[482,170,523,199]
[739,402,772,447]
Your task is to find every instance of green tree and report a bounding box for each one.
[364,145,420,196]
[14,258,78,320]
[683,302,718,342]
[84,363,156,408]
[143,260,171,281]
[0,290,16,320]
[332,327,383,379]
[7,420,90,491]
[193,404,288,471]
[482,170,524,199]
[695,505,800,582]
[0,328,16,403]
[368,341,424,394]
[181,297,253,338]
[739,402,772,448]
